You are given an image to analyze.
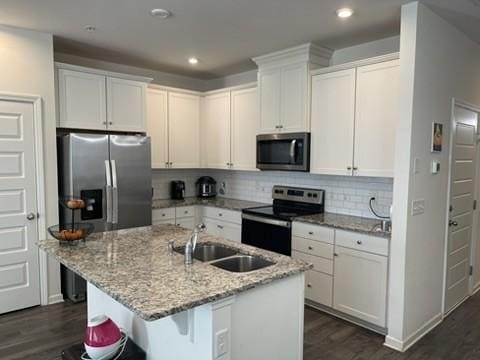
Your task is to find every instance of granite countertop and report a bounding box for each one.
[295,212,391,238]
[38,225,310,321]
[152,197,267,211]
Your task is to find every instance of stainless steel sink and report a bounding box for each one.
[174,243,238,262]
[211,255,275,273]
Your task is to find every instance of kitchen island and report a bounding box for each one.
[38,224,310,360]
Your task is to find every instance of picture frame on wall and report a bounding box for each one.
[432,122,443,152]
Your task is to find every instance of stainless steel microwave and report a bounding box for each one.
[256,132,310,171]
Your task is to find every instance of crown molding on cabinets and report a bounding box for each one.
[252,43,333,69]
[55,62,153,84]
[202,82,257,97]
[148,83,203,96]
[311,52,400,76]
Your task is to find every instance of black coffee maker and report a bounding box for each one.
[170,181,185,200]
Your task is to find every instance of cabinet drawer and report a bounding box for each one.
[335,230,389,256]
[292,222,334,244]
[176,217,195,230]
[176,206,195,219]
[305,270,333,307]
[292,250,333,275]
[152,208,176,221]
[203,206,241,224]
[292,237,333,259]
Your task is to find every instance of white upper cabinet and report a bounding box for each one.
[353,60,400,177]
[309,56,399,177]
[258,69,281,133]
[280,63,308,132]
[146,88,168,169]
[58,69,107,130]
[57,64,151,132]
[310,69,356,176]
[253,43,332,135]
[201,92,231,169]
[168,91,201,168]
[231,87,258,171]
[107,77,147,132]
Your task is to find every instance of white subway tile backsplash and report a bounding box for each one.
[152,169,393,219]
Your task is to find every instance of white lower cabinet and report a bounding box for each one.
[333,245,388,327]
[202,207,241,243]
[292,221,389,329]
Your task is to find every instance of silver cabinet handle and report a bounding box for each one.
[449,220,458,227]
[218,213,223,217]
[357,240,362,245]
[27,213,36,220]
[308,231,314,235]
[103,121,107,125]
[334,253,338,257]
[353,166,358,171]
[109,121,113,125]
[161,213,166,217]
[217,225,224,229]
[308,246,313,250]
[347,166,352,170]
[307,283,312,288]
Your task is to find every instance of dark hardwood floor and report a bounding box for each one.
[1,292,480,359]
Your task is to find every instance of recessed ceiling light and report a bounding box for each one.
[84,25,96,32]
[150,8,172,19]
[336,7,354,18]
[188,57,199,65]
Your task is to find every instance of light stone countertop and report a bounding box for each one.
[152,197,267,211]
[295,212,391,238]
[38,225,311,321]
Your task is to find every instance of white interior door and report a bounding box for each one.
[445,105,479,314]
[0,99,40,314]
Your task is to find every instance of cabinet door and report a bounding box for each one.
[280,63,308,132]
[203,218,220,237]
[176,217,195,230]
[168,92,201,168]
[310,69,356,176]
[353,60,399,177]
[58,69,106,130]
[333,246,388,327]
[258,69,281,134]
[218,221,241,243]
[231,87,258,171]
[201,92,231,169]
[107,77,147,132]
[146,89,168,169]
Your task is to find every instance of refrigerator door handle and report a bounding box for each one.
[111,159,119,224]
[105,160,112,224]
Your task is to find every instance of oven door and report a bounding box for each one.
[241,214,291,256]
[256,132,310,171]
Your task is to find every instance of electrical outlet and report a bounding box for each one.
[215,328,229,358]
[412,199,425,215]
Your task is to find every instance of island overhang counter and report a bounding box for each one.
[38,224,311,360]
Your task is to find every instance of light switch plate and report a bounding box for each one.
[215,328,229,358]
[412,199,425,215]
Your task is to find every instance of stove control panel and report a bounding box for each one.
[272,186,324,205]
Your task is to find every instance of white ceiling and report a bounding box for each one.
[1,0,479,79]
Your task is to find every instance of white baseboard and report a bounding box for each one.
[48,293,64,305]
[384,312,442,352]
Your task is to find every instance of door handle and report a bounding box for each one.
[111,160,118,225]
[105,160,112,224]
[449,220,458,227]
[26,213,36,220]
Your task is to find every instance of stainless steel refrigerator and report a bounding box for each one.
[57,133,152,301]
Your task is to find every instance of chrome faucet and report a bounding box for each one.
[185,223,206,265]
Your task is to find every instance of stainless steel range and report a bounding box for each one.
[242,186,325,256]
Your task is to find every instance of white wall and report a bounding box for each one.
[54,52,206,91]
[330,36,400,66]
[0,25,61,303]
[386,2,480,351]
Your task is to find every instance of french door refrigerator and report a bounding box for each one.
[57,133,152,301]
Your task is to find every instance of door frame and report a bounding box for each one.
[0,92,49,306]
[443,98,480,315]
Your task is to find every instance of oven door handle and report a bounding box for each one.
[242,214,291,228]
